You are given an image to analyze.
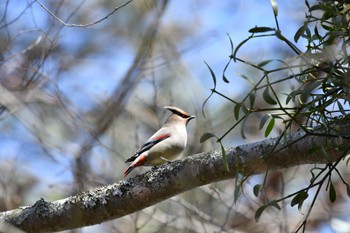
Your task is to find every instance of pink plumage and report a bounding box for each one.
[124,106,195,176]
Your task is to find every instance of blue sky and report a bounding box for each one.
[5,0,344,232]
[1,0,313,198]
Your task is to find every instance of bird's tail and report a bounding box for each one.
[124,165,135,177]
[123,154,147,177]
[125,153,138,163]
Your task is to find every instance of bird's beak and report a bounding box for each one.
[186,116,195,125]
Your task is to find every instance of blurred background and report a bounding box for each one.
[1,0,350,232]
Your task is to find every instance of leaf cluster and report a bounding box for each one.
[201,1,350,232]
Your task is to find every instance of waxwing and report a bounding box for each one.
[124,106,195,176]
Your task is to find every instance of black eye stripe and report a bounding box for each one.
[173,110,189,118]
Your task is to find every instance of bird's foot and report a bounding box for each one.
[160,156,172,163]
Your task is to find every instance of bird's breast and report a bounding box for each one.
[147,135,186,166]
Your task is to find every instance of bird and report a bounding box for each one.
[124,106,195,176]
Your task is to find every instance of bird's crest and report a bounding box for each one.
[164,106,192,119]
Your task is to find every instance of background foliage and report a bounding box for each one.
[1,0,350,232]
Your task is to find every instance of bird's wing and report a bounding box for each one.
[125,133,171,163]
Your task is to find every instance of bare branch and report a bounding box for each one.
[1,122,349,233]
[34,0,134,27]
[70,0,169,193]
[0,0,36,30]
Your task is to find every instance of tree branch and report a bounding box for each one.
[1,124,349,233]
[34,0,134,27]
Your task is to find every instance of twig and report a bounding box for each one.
[34,0,134,27]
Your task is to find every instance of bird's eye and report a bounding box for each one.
[173,110,188,118]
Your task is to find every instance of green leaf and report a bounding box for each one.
[233,37,251,62]
[259,114,271,130]
[300,80,320,104]
[201,91,214,118]
[265,116,275,137]
[314,25,321,40]
[234,176,242,203]
[249,92,256,108]
[253,184,261,197]
[329,181,336,202]
[269,200,281,210]
[240,117,247,139]
[305,0,310,10]
[234,103,241,120]
[255,205,267,222]
[294,24,306,43]
[255,201,281,223]
[304,24,311,39]
[337,101,346,115]
[204,61,216,88]
[309,4,322,12]
[263,86,278,105]
[285,94,292,105]
[227,33,234,53]
[220,141,229,172]
[283,129,287,145]
[269,0,278,16]
[241,103,249,115]
[291,191,309,210]
[346,184,350,198]
[340,4,350,14]
[240,74,254,86]
[285,89,304,105]
[234,185,240,203]
[309,168,317,184]
[222,74,230,83]
[222,35,234,84]
[248,27,275,33]
[200,133,217,143]
[257,59,274,68]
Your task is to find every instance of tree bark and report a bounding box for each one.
[1,124,349,233]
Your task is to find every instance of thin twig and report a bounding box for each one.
[34,0,134,27]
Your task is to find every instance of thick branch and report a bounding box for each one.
[1,125,350,233]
